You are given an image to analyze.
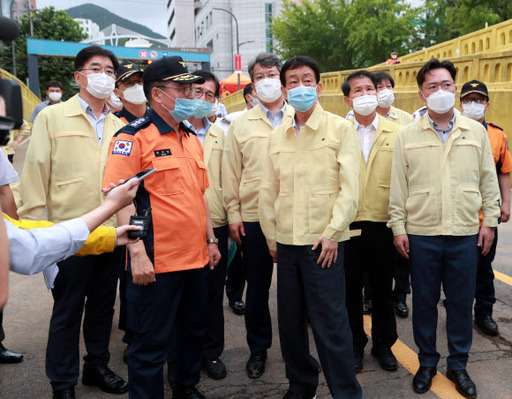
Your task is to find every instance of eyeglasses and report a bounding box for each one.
[424,82,454,91]
[461,96,487,104]
[79,67,116,77]
[158,84,192,97]
[192,88,215,101]
[119,78,143,88]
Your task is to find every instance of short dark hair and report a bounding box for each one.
[342,70,376,97]
[373,72,394,88]
[45,80,62,90]
[74,45,119,72]
[248,53,282,82]
[243,84,253,104]
[143,80,163,105]
[280,56,320,86]
[417,58,456,89]
[193,70,220,97]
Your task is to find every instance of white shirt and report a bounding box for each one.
[77,95,109,146]
[0,151,18,186]
[6,217,90,288]
[353,114,379,163]
[260,102,287,129]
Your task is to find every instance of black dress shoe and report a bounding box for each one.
[447,369,477,398]
[246,350,267,379]
[412,366,437,394]
[475,315,499,336]
[282,391,317,399]
[229,300,246,315]
[353,347,364,373]
[203,357,227,379]
[172,386,206,399]
[82,364,128,394]
[371,346,397,371]
[53,387,75,399]
[395,301,409,318]
[362,299,372,315]
[0,343,23,364]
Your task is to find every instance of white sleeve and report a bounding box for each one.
[0,151,18,185]
[6,218,90,275]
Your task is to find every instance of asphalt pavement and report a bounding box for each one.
[1,143,511,399]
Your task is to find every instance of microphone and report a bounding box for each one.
[0,17,20,42]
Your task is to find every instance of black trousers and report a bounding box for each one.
[46,248,122,391]
[0,311,4,342]
[475,228,498,318]
[241,222,273,354]
[345,222,397,350]
[277,243,362,399]
[225,244,245,303]
[129,267,208,398]
[204,225,229,359]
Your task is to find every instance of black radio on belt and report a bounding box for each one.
[128,208,151,239]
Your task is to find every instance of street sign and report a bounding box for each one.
[235,53,242,72]
[150,50,158,59]
[139,50,148,59]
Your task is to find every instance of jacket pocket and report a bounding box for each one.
[52,172,86,188]
[405,185,439,227]
[455,183,481,227]
[150,157,184,195]
[195,158,208,193]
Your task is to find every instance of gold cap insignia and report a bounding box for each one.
[470,83,479,87]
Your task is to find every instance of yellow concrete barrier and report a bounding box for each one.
[0,68,40,123]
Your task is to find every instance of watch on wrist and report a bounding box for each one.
[207,238,219,245]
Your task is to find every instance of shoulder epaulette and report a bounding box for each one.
[488,122,504,131]
[114,116,151,137]
[179,121,197,136]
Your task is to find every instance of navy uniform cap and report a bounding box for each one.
[116,62,143,83]
[460,80,489,100]
[143,56,205,84]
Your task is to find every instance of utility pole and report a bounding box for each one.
[213,7,241,91]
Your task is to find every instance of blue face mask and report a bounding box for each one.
[192,99,214,118]
[287,85,318,112]
[159,89,196,123]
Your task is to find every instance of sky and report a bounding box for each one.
[37,0,168,37]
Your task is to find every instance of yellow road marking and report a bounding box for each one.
[363,315,465,398]
[495,270,512,287]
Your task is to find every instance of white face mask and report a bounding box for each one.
[423,89,455,114]
[352,94,378,116]
[377,89,395,108]
[48,92,62,102]
[254,78,282,103]
[81,72,115,99]
[248,95,259,108]
[107,93,123,111]
[207,99,219,118]
[122,84,147,105]
[462,101,486,121]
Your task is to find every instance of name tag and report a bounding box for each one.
[154,149,172,157]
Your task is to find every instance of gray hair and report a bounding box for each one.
[248,53,283,82]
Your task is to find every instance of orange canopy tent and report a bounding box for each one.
[220,72,251,95]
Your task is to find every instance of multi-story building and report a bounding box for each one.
[74,18,100,40]
[8,0,36,20]
[166,0,197,48]
[167,0,286,80]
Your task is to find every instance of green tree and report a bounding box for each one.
[345,0,420,67]
[272,0,421,71]
[272,0,355,72]
[424,0,503,46]
[0,7,87,99]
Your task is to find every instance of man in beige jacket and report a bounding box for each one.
[222,53,294,378]
[19,45,127,399]
[388,59,500,399]
[259,55,362,399]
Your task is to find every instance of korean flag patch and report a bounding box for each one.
[113,140,133,156]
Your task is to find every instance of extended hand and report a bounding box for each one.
[102,179,140,212]
[208,243,221,269]
[312,236,338,268]
[228,222,245,245]
[393,234,409,259]
[115,225,141,246]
